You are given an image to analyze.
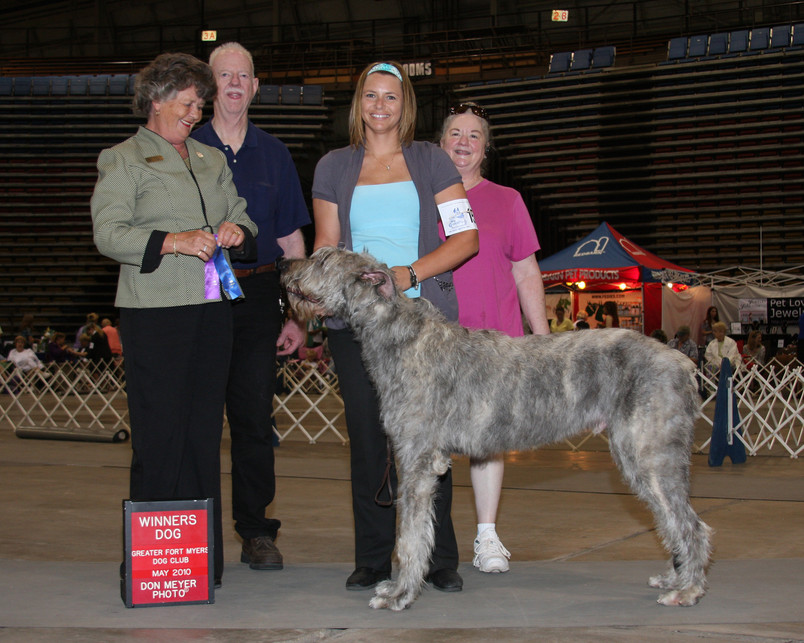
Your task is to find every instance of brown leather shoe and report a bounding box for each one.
[241,536,283,570]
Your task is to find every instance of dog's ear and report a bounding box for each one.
[361,271,396,300]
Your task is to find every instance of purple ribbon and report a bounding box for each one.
[204,235,244,301]
[204,256,219,299]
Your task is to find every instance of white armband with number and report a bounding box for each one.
[437,198,478,236]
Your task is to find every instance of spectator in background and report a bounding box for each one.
[549,305,574,333]
[650,329,668,343]
[3,336,45,373]
[74,312,98,349]
[83,324,113,365]
[701,306,719,345]
[573,310,588,329]
[101,318,122,358]
[18,314,36,348]
[45,332,83,363]
[667,325,698,365]
[742,329,766,367]
[704,321,741,372]
[600,301,619,328]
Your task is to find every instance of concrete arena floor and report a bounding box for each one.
[0,414,802,642]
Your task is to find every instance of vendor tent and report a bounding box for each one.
[539,222,696,334]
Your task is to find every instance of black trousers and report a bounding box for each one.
[122,301,232,581]
[225,271,283,540]
[328,327,459,573]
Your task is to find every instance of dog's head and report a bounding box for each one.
[280,247,398,323]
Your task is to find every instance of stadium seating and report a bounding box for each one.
[452,44,804,273]
[0,78,329,332]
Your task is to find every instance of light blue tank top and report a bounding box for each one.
[351,181,421,297]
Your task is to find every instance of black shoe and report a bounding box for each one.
[426,568,463,592]
[345,566,391,591]
[241,536,283,570]
[214,577,222,589]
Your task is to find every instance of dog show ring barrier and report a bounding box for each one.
[0,359,129,442]
[1,357,801,457]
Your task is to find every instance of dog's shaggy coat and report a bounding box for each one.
[281,247,712,611]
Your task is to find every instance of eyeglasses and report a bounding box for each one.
[449,103,488,120]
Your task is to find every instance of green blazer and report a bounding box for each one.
[91,126,258,309]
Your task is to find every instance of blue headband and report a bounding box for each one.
[367,62,403,83]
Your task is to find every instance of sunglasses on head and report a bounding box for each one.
[449,103,488,120]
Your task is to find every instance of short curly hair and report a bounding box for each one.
[132,52,217,118]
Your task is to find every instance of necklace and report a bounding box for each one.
[368,148,399,171]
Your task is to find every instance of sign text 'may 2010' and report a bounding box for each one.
[123,499,214,607]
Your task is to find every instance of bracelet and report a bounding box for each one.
[406,264,419,290]
[173,233,178,257]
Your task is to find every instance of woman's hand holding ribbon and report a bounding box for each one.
[216,222,245,249]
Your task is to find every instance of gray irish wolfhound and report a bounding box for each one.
[281,247,712,611]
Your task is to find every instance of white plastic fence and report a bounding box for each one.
[1,357,801,457]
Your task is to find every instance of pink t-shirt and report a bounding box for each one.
[453,179,540,336]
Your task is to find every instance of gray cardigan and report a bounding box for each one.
[312,140,462,322]
[91,126,258,309]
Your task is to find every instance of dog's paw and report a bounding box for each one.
[369,595,390,610]
[648,571,677,589]
[370,583,413,611]
[657,585,705,607]
[432,452,451,476]
[373,579,396,598]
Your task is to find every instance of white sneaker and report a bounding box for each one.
[473,531,511,573]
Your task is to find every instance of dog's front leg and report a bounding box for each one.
[370,457,438,611]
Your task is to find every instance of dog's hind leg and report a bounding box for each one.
[370,455,439,611]
[609,429,712,607]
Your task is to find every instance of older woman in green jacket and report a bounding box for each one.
[91,52,257,587]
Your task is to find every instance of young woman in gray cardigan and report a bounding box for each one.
[312,61,478,593]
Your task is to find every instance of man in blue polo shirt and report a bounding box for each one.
[192,42,310,574]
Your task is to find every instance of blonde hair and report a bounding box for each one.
[712,321,728,333]
[349,61,416,148]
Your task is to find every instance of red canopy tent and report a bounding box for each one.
[539,222,695,334]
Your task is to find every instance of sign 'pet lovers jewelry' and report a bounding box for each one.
[122,499,214,607]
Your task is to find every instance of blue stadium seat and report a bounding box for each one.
[792,23,804,47]
[128,75,137,94]
[13,77,32,96]
[666,37,688,61]
[548,51,572,73]
[748,27,770,52]
[50,77,69,95]
[32,77,51,95]
[69,75,90,95]
[707,33,729,56]
[259,84,279,104]
[302,85,322,105]
[89,75,109,95]
[109,74,129,95]
[281,85,302,105]
[592,46,616,68]
[688,35,708,57]
[728,30,749,54]
[0,77,12,95]
[570,49,593,71]
[770,24,792,48]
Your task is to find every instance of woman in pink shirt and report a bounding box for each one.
[440,102,550,573]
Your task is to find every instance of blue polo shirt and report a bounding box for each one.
[191,120,310,268]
